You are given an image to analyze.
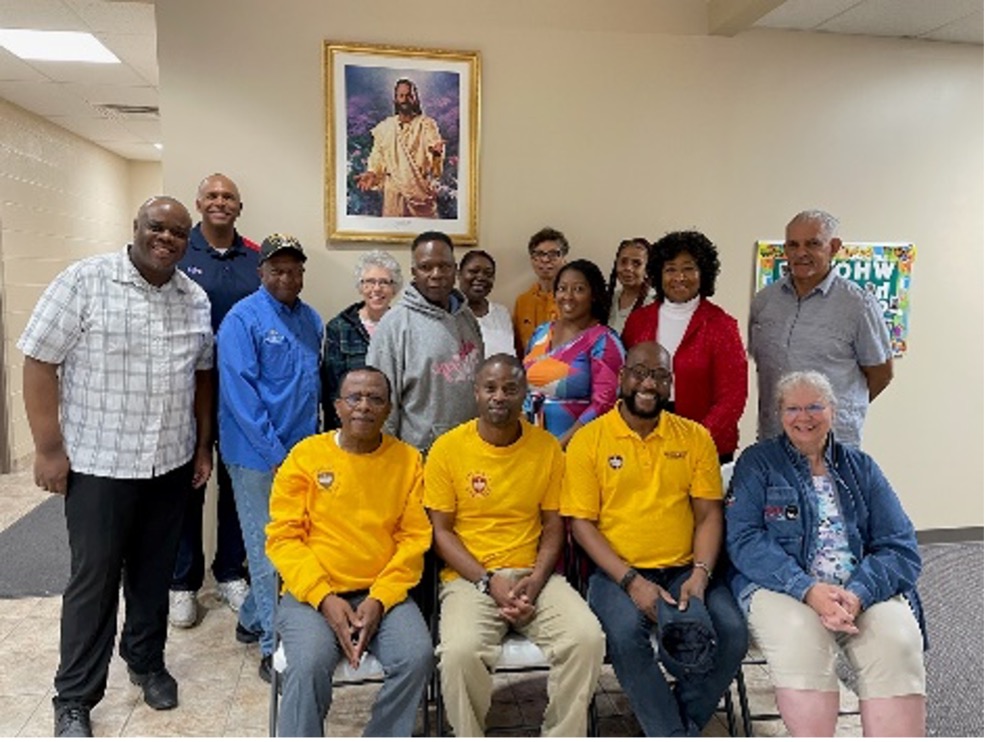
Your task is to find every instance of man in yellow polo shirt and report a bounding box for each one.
[563,342,747,736]
[265,367,432,737]
[426,353,605,736]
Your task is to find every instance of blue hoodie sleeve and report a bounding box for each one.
[725,445,815,602]
[844,454,921,609]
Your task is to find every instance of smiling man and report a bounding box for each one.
[19,197,214,736]
[563,342,747,737]
[216,234,323,685]
[425,354,604,736]
[169,173,260,633]
[266,366,433,736]
[749,210,893,447]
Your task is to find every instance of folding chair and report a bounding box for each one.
[267,574,432,737]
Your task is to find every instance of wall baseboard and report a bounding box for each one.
[917,527,984,544]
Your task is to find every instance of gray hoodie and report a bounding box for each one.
[366,284,484,453]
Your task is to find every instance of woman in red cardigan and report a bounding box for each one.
[622,231,747,461]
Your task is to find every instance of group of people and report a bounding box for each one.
[17,170,926,739]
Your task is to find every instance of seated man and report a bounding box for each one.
[563,342,748,736]
[265,367,433,737]
[425,353,605,737]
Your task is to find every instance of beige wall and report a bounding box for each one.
[156,0,982,530]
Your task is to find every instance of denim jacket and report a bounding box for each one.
[724,434,925,639]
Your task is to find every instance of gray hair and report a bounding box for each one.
[353,250,403,292]
[776,370,836,411]
[788,210,840,241]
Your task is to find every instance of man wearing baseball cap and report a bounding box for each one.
[217,233,323,683]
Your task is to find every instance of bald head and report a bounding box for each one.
[196,173,243,234]
[130,196,192,286]
[625,341,671,372]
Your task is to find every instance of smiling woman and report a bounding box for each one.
[458,249,514,357]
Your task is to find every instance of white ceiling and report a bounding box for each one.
[0,0,981,163]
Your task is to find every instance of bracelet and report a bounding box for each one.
[619,567,640,592]
[693,561,712,578]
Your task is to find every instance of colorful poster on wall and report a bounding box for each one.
[755,241,915,358]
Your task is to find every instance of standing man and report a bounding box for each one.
[563,342,747,737]
[217,234,323,684]
[19,197,214,736]
[266,366,433,737]
[356,77,445,218]
[749,209,893,446]
[170,172,259,631]
[426,354,605,736]
[512,227,569,355]
[366,230,483,454]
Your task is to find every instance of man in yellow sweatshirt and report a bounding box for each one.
[265,367,433,736]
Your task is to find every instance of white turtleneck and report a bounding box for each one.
[658,295,700,400]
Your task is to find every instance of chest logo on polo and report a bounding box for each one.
[608,455,623,470]
[316,471,335,489]
[467,472,491,498]
[664,450,687,459]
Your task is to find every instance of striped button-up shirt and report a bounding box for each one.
[17,248,214,479]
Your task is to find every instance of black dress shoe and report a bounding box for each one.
[258,654,273,684]
[54,706,92,737]
[128,667,178,710]
[235,621,261,644]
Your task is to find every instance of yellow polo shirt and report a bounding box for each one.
[266,432,431,612]
[424,419,563,582]
[561,406,721,569]
[513,282,558,354]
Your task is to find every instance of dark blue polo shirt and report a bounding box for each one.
[179,223,261,331]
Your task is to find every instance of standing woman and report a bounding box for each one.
[606,237,656,335]
[523,259,625,449]
[622,231,747,462]
[320,250,402,429]
[458,249,515,357]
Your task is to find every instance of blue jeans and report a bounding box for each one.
[588,567,748,737]
[227,464,275,656]
[276,592,433,736]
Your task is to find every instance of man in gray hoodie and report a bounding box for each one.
[366,231,484,454]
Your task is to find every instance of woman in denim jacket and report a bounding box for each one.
[725,370,925,737]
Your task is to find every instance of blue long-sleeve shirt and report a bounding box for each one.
[217,286,322,471]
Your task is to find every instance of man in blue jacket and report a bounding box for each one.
[217,233,322,683]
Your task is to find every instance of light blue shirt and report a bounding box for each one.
[217,286,322,471]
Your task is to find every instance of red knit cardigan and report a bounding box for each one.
[621,299,748,456]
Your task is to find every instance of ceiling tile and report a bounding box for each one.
[756,0,863,30]
[819,0,981,38]
[0,47,49,82]
[0,80,101,116]
[100,32,158,85]
[17,57,146,85]
[103,140,161,162]
[64,0,155,34]
[47,112,139,141]
[923,10,985,44]
[64,81,157,107]
[0,0,86,31]
[118,116,161,142]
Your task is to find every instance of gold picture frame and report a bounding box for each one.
[324,41,480,245]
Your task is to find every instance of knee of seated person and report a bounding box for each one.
[438,632,492,669]
[860,603,923,657]
[284,634,337,678]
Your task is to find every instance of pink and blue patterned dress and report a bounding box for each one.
[522,322,626,439]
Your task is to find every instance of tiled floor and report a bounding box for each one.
[0,469,862,737]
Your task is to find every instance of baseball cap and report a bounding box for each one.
[259,233,307,264]
[654,596,718,677]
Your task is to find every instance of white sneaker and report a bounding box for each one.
[168,590,197,628]
[216,578,250,613]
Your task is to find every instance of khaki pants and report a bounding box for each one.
[749,589,926,699]
[437,570,605,736]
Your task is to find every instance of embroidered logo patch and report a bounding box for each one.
[316,471,335,489]
[608,455,623,469]
[664,450,686,459]
[468,472,490,498]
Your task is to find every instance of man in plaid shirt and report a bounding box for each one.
[18,196,215,738]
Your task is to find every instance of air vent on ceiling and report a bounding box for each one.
[93,103,160,118]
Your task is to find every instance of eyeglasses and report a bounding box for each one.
[530,249,563,261]
[782,403,827,417]
[360,278,395,288]
[340,393,389,409]
[626,364,672,384]
[662,265,699,277]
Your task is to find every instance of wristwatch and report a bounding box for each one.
[475,571,495,595]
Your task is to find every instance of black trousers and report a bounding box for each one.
[53,463,192,710]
